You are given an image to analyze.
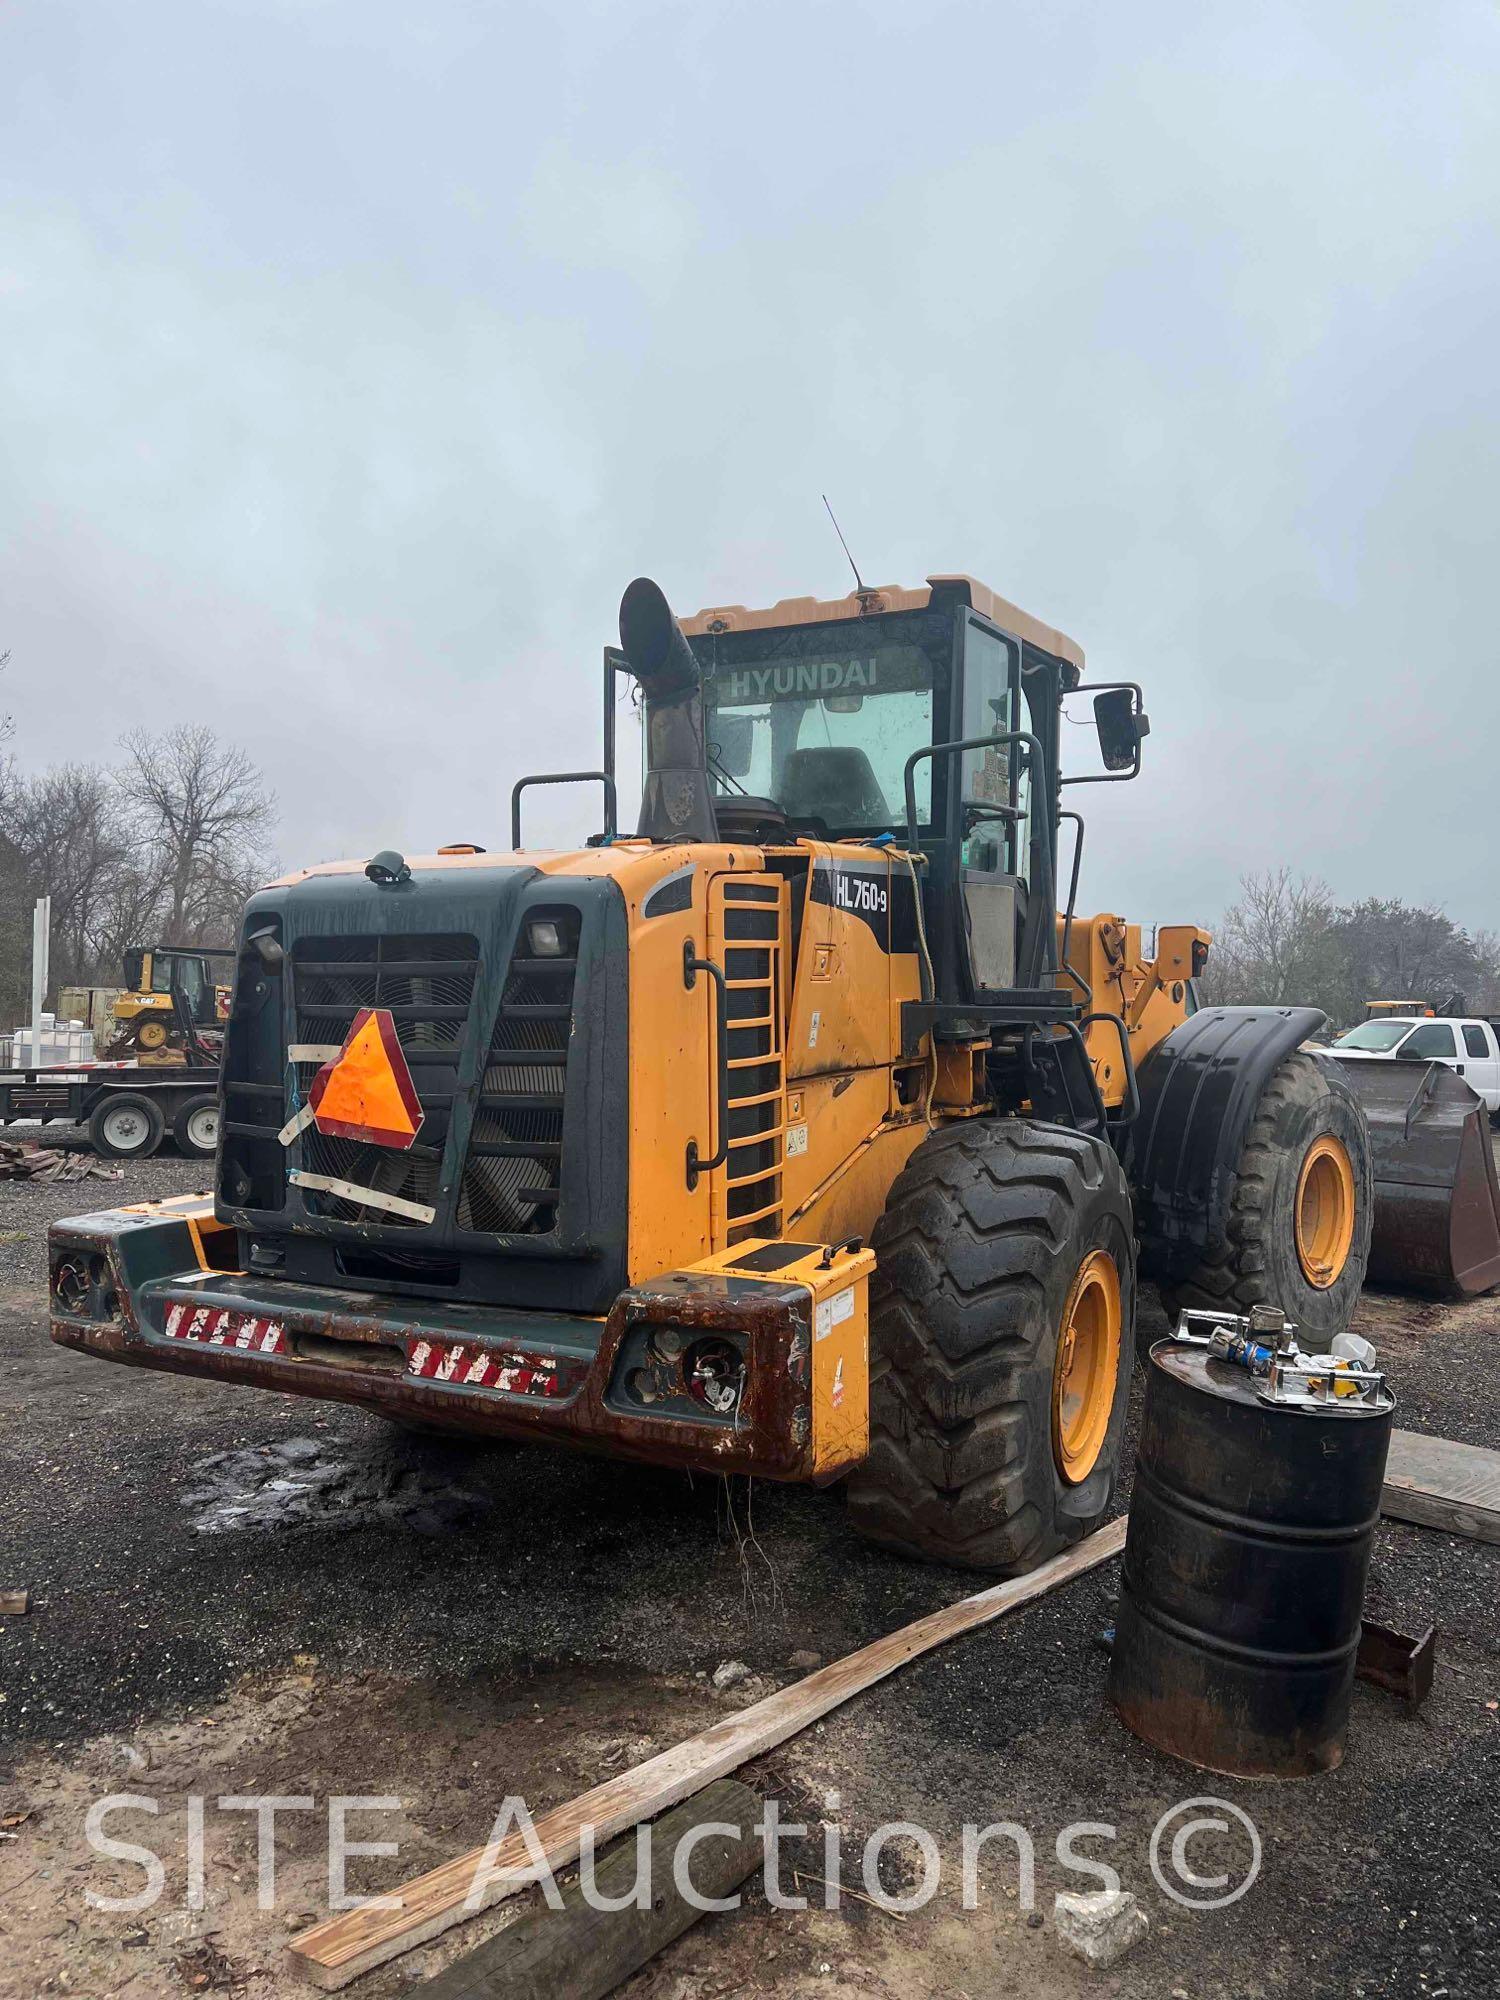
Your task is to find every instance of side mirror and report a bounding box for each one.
[1093,688,1149,772]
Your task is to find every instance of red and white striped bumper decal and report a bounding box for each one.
[163,1303,288,1355]
[404,1337,567,1399]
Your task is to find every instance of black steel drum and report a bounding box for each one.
[1109,1341,1394,1777]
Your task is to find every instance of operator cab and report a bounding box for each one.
[678,577,1145,1013]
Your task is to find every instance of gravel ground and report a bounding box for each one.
[1,1158,1498,1999]
[0,1136,207,1288]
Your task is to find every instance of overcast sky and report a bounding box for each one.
[3,2,1497,936]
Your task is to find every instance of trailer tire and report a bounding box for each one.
[172,1094,221,1158]
[89,1093,166,1160]
[846,1118,1135,1573]
[1158,1051,1372,1351]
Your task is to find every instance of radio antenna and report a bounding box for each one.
[822,494,867,596]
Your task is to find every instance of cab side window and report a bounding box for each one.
[961,624,1022,871]
[961,626,1017,800]
[1402,1022,1457,1059]
[1463,1024,1489,1058]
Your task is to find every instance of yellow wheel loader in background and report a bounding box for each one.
[55,568,1473,1573]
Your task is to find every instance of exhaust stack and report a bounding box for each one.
[619,577,719,845]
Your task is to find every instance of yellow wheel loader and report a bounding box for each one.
[52,573,1396,1571]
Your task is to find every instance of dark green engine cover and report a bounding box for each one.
[216,864,629,1314]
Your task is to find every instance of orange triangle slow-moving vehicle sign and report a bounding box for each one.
[309,1008,424,1150]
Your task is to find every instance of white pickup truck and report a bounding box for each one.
[1331,1014,1500,1114]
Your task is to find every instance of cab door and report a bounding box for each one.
[1395,1019,1461,1077]
[956,616,1024,996]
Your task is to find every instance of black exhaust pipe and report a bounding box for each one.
[619,577,718,844]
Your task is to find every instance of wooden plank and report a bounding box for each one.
[418,1779,762,2000]
[1383,1427,1500,1547]
[289,1516,1125,1988]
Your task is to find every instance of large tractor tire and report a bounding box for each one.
[846,1118,1135,1573]
[1158,1051,1372,1348]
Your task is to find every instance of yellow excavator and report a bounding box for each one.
[51,570,1490,1570]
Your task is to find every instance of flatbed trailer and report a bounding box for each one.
[0,1064,221,1159]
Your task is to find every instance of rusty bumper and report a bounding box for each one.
[48,1201,850,1483]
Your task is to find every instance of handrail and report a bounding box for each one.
[901,730,1055,993]
[682,938,730,1189]
[1079,1009,1140,1128]
[1057,808,1090,1004]
[511,770,618,849]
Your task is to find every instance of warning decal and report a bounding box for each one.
[308,1007,424,1150]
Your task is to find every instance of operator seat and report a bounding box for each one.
[778,747,891,828]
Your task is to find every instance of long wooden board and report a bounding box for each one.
[289,1517,1126,1988]
[419,1779,763,2000]
[1383,1427,1500,1546]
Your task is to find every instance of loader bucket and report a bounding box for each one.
[1327,1055,1500,1295]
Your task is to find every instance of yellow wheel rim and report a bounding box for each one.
[1295,1134,1356,1288]
[136,1018,169,1050]
[1051,1249,1122,1486]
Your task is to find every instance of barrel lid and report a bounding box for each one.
[1148,1340,1392,1419]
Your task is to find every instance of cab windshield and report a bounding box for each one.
[692,611,952,835]
[1334,1020,1419,1051]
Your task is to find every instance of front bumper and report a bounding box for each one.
[48,1200,872,1483]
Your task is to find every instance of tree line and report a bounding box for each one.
[0,724,1492,1039]
[0,726,276,1025]
[1196,868,1500,1024]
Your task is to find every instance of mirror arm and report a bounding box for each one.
[1060,679,1148,788]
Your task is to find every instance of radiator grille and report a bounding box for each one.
[292,933,479,1053]
[288,933,478,1230]
[458,906,580,1235]
[712,878,789,1247]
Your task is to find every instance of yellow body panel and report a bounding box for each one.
[789,1119,929,1247]
[1061,914,1209,1106]
[679,1239,875,1476]
[788,845,901,1078]
[780,1068,893,1218]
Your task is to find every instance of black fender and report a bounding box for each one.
[1126,1005,1326,1283]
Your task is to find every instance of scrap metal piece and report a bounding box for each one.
[1356,1619,1436,1708]
[1171,1305,1394,1413]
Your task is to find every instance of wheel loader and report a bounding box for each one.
[55,569,1476,1573]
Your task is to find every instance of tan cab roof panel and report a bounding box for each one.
[680,573,1083,671]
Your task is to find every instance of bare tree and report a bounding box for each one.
[1198,876,1496,1026]
[0,729,277,1020]
[1197,868,1340,1010]
[119,726,276,943]
[0,764,138,988]
[1471,931,1500,1013]
[1327,898,1491,1017]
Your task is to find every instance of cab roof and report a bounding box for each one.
[680,573,1084,673]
